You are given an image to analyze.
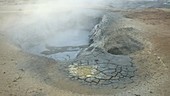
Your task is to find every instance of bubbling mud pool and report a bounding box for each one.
[6,6,145,94]
[4,0,154,94]
[1,1,169,95]
[8,8,136,94]
[9,8,103,61]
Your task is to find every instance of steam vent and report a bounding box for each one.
[0,0,170,96]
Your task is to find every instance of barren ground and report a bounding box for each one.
[126,8,170,96]
[0,2,170,96]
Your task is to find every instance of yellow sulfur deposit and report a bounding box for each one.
[69,64,98,78]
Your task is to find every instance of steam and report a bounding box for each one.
[8,0,153,60]
[11,0,122,46]
[6,0,158,58]
[8,0,118,60]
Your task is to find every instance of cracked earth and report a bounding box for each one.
[68,48,137,88]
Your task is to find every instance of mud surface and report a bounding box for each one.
[68,48,136,88]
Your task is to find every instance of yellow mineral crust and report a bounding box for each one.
[69,64,98,78]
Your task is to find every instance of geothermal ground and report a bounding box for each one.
[0,1,170,96]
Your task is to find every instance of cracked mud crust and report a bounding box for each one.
[67,48,137,88]
[64,13,142,88]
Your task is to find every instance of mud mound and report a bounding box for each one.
[64,13,143,88]
[106,27,144,55]
[89,13,144,55]
[67,47,136,88]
